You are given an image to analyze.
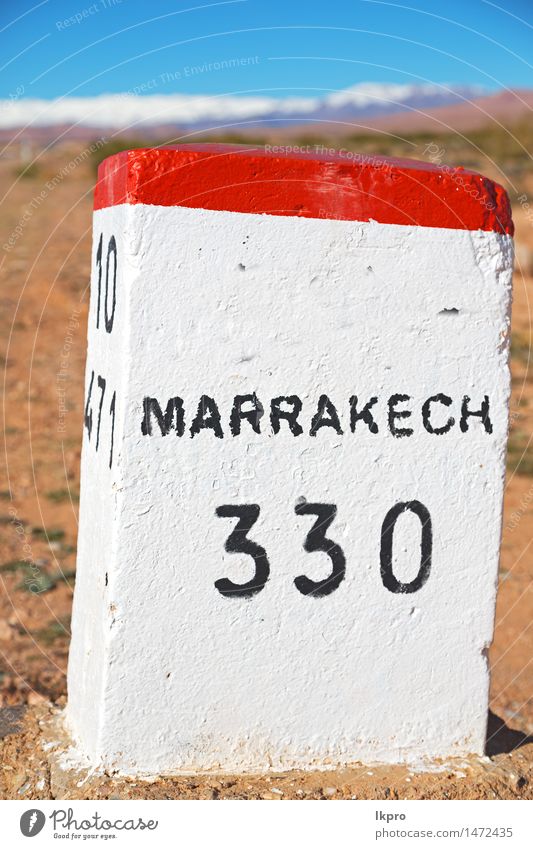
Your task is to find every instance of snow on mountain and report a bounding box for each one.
[0,83,489,131]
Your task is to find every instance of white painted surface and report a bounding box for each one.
[67,204,513,773]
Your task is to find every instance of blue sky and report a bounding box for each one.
[1,0,532,100]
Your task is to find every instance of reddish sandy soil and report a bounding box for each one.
[0,146,531,799]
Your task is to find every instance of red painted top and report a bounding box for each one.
[94,144,513,235]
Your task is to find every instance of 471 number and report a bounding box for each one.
[84,370,116,468]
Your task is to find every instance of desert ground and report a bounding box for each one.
[0,135,532,799]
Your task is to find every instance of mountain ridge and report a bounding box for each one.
[0,82,492,130]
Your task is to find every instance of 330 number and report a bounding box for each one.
[215,500,432,599]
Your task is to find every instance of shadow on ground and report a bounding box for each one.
[486,710,533,756]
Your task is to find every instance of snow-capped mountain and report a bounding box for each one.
[0,83,488,131]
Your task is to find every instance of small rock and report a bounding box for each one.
[0,705,26,738]
[323,786,336,796]
[27,691,47,706]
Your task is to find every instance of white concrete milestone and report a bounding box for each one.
[67,146,514,774]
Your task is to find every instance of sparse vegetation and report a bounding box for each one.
[13,566,76,594]
[507,430,533,476]
[13,162,41,179]
[0,560,29,573]
[31,527,65,542]
[32,615,71,645]
[511,331,532,366]
[45,489,79,504]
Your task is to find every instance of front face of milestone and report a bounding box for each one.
[68,196,513,773]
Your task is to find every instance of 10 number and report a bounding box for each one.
[95,233,117,332]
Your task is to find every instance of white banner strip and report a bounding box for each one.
[2,799,531,848]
